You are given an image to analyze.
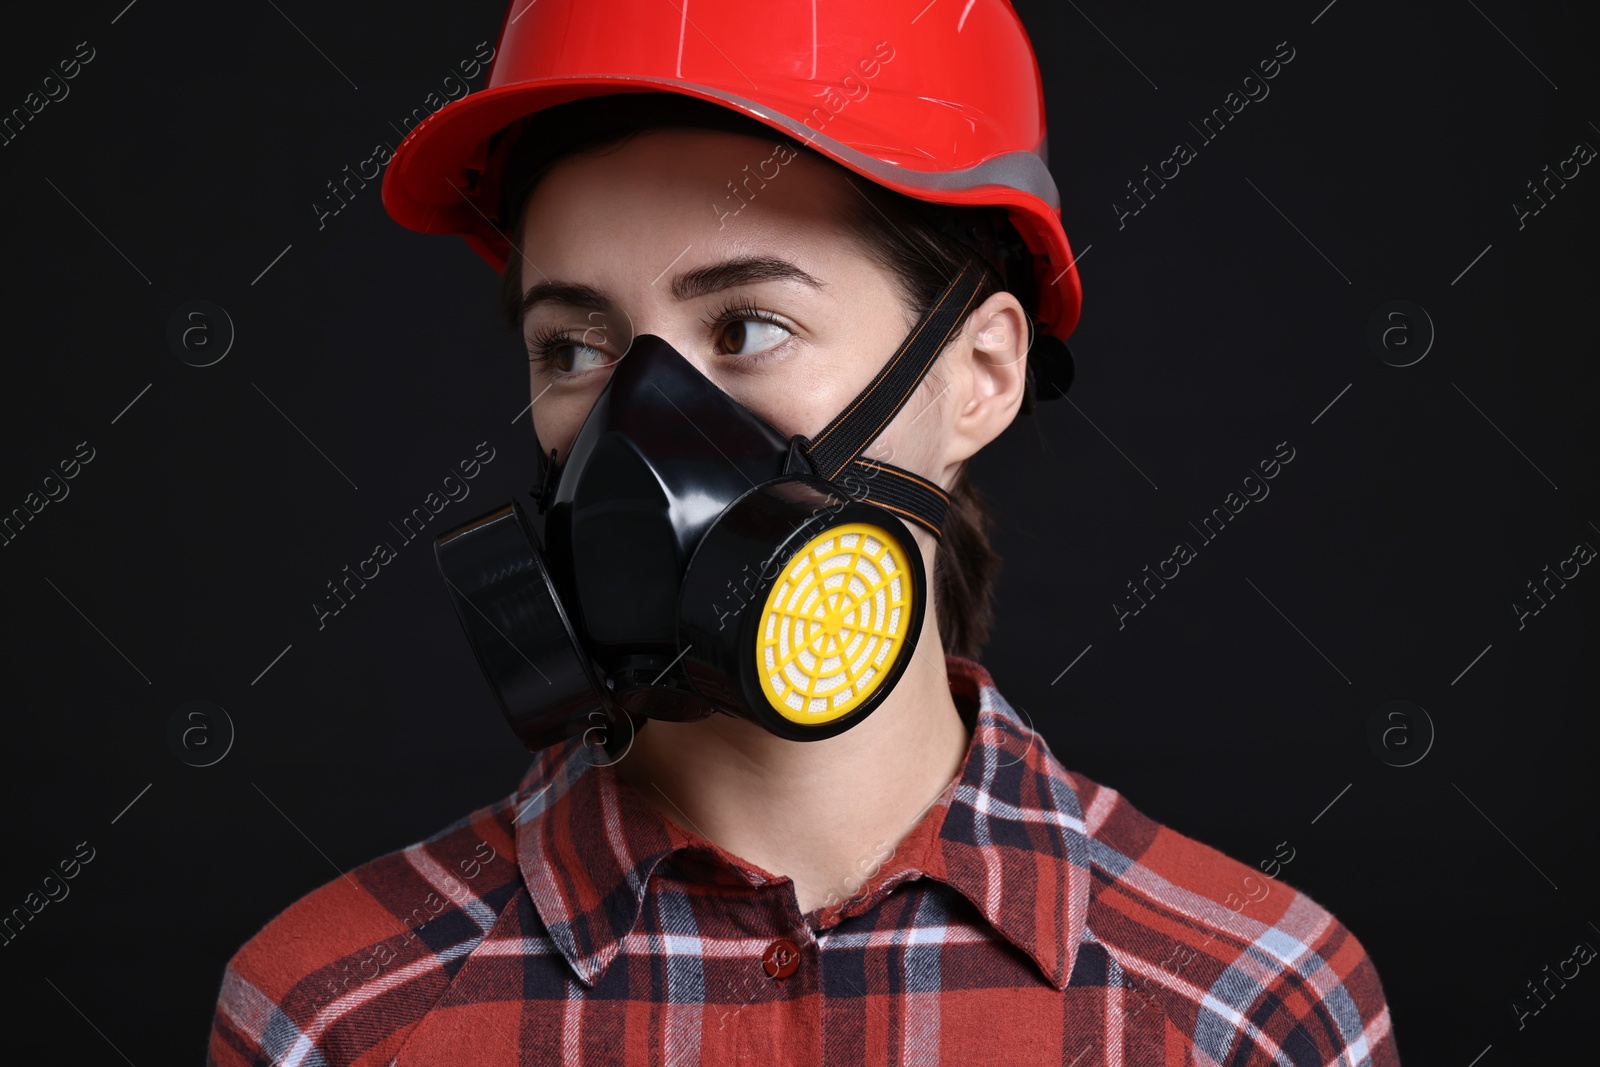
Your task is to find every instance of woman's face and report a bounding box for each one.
[513,126,955,486]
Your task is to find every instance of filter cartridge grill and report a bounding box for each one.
[756,522,913,724]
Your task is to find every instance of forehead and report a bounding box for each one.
[518,126,852,247]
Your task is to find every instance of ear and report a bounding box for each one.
[940,292,1030,471]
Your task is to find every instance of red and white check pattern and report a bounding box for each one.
[207,656,1400,1065]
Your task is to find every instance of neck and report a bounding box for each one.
[610,604,971,918]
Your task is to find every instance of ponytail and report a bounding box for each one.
[933,464,1001,659]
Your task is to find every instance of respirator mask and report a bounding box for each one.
[435,258,1012,754]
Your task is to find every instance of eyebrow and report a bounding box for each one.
[517,254,826,322]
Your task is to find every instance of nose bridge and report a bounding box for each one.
[600,334,789,471]
[550,278,713,388]
[603,308,780,428]
[609,307,711,380]
[529,321,725,471]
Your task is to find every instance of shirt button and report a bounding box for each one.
[762,938,800,979]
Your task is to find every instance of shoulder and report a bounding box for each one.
[206,791,526,1067]
[1068,771,1400,1065]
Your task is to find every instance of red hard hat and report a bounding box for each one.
[380,0,1082,340]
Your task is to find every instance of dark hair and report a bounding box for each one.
[491,93,1027,659]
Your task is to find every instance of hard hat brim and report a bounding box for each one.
[381,76,1082,338]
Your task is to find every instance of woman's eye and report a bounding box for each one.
[717,317,792,357]
[561,344,613,373]
[528,338,614,375]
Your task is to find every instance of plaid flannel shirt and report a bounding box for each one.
[207,655,1400,1065]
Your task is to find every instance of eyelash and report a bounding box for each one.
[526,298,795,373]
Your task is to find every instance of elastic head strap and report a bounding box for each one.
[833,456,951,541]
[798,258,987,482]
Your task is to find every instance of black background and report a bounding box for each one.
[2,0,1596,1062]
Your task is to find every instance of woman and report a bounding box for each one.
[207,1,1399,1063]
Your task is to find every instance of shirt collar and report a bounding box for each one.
[512,655,1090,991]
